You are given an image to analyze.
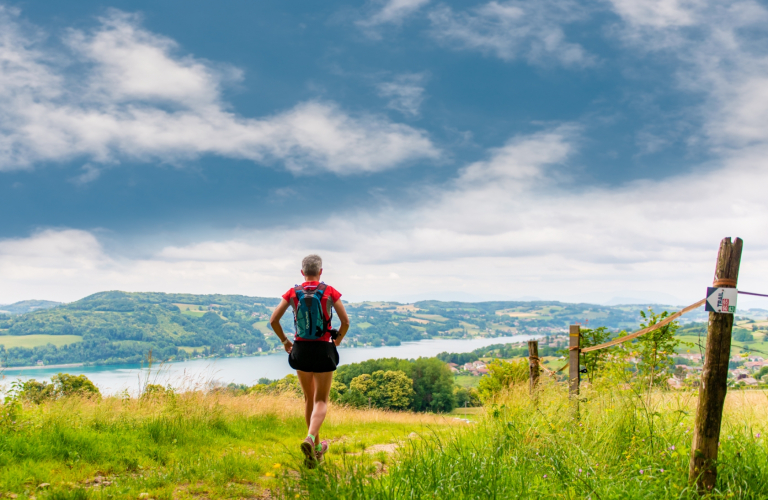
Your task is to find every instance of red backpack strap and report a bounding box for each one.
[316,283,331,331]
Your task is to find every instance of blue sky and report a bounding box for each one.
[1,0,767,306]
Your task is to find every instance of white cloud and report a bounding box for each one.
[4,2,768,306]
[428,0,595,67]
[609,0,704,28]
[70,163,102,185]
[606,0,768,151]
[0,7,439,175]
[4,124,767,305]
[358,0,431,27]
[376,73,427,116]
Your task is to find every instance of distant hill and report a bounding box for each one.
[0,291,280,367]
[0,300,61,315]
[4,290,755,368]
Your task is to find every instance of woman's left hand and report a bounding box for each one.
[283,340,293,353]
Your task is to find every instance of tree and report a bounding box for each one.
[410,357,456,412]
[477,358,527,402]
[454,386,481,407]
[733,329,754,342]
[347,370,415,410]
[50,373,101,398]
[20,373,100,402]
[634,309,688,388]
[579,327,612,383]
[20,379,54,404]
[329,381,347,402]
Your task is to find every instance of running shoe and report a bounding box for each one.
[300,437,317,468]
[315,441,329,463]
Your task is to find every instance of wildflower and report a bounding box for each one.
[669,445,675,451]
[757,433,761,439]
[578,469,582,473]
[639,470,644,475]
[543,475,547,478]
[660,469,665,473]
[273,463,281,469]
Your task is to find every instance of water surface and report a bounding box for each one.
[2,335,538,395]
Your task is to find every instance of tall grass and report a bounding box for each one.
[281,381,768,499]
[0,390,460,499]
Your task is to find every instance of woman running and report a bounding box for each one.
[269,254,350,467]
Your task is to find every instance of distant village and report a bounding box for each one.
[668,352,766,389]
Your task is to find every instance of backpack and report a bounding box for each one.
[291,283,333,340]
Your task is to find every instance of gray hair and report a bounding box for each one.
[302,254,323,276]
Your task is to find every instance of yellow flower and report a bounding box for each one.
[273,463,282,469]
[265,472,273,477]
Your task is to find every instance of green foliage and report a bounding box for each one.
[634,309,687,387]
[0,291,277,367]
[19,379,54,404]
[329,381,347,402]
[0,385,445,499]
[733,329,755,342]
[248,374,302,396]
[476,359,527,402]
[336,357,456,412]
[436,351,479,365]
[20,373,101,403]
[285,383,768,499]
[453,386,481,407]
[579,326,612,383]
[345,370,415,410]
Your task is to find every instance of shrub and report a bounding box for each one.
[20,373,100,403]
[344,370,415,410]
[477,358,527,402]
[454,386,481,407]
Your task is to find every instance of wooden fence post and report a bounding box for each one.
[528,340,540,395]
[569,325,580,398]
[689,237,743,493]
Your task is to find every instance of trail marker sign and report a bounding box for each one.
[705,287,738,314]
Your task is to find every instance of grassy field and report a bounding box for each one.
[252,320,272,335]
[283,384,768,499]
[453,375,480,389]
[177,346,207,354]
[0,334,83,349]
[181,311,206,318]
[0,390,464,500]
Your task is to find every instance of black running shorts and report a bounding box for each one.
[288,340,339,373]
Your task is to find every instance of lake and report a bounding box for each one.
[1,335,539,395]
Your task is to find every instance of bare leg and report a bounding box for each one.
[296,370,318,442]
[308,371,334,440]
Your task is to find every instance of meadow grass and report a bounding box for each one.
[0,390,463,500]
[453,375,480,389]
[281,382,768,499]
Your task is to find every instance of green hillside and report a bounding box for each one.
[0,299,61,315]
[3,290,766,368]
[0,291,279,367]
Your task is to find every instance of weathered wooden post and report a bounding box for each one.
[528,340,540,395]
[689,237,743,493]
[569,325,580,398]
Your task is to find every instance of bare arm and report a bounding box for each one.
[333,299,350,346]
[270,298,293,353]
